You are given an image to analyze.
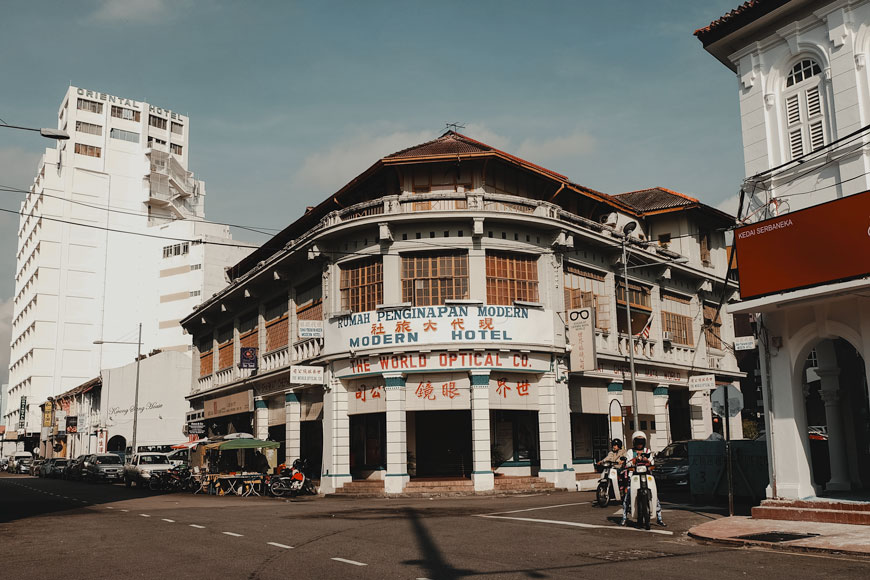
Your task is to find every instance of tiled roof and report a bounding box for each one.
[614,187,700,214]
[386,131,493,158]
[694,0,789,45]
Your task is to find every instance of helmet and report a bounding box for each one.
[631,431,647,449]
[610,438,623,449]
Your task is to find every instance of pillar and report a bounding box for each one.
[285,391,301,465]
[652,385,670,452]
[607,382,626,443]
[320,375,351,494]
[538,371,575,489]
[470,371,493,492]
[254,398,269,439]
[818,369,851,491]
[384,373,409,494]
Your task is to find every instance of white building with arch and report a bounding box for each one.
[697,0,870,500]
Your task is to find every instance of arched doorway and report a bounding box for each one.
[107,435,126,453]
[801,338,870,494]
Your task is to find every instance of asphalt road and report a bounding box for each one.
[1,472,868,579]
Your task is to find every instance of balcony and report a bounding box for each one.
[293,337,323,363]
[148,149,197,198]
[262,346,289,372]
[196,373,213,394]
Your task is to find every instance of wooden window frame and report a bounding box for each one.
[615,280,651,311]
[111,105,140,122]
[563,264,609,331]
[74,143,102,158]
[485,252,539,305]
[340,258,383,313]
[703,304,723,351]
[149,115,168,130]
[216,326,234,371]
[401,252,469,306]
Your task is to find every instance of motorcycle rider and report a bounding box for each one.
[620,430,666,527]
[597,438,627,466]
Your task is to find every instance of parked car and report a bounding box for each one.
[29,459,45,476]
[124,453,174,487]
[83,453,125,483]
[39,459,55,477]
[16,458,33,474]
[65,455,88,480]
[653,441,690,488]
[48,458,69,478]
[8,451,33,473]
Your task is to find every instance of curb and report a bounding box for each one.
[687,530,870,558]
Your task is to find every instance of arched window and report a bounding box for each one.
[784,58,825,160]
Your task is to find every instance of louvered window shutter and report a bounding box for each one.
[806,87,821,118]
[786,95,801,125]
[789,129,804,158]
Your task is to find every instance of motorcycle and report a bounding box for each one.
[628,456,658,530]
[269,458,316,498]
[595,460,625,507]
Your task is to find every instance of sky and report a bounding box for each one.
[0,0,746,386]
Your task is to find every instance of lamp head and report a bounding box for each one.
[622,222,638,236]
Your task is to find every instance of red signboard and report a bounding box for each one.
[735,190,870,299]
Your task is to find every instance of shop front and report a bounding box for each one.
[204,390,254,439]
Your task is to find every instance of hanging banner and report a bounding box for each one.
[567,308,596,371]
[43,401,53,428]
[65,416,78,434]
[19,396,27,431]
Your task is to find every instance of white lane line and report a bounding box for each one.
[477,515,674,536]
[162,518,175,523]
[222,531,243,537]
[120,509,129,512]
[483,502,590,516]
[331,558,367,567]
[139,514,151,518]
[266,542,293,549]
[105,506,113,509]
[189,524,205,529]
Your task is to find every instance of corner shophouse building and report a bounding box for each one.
[181,132,743,494]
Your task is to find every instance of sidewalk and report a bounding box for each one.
[689,516,870,557]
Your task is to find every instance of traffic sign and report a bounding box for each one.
[711,385,743,418]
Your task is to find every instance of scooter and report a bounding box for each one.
[269,458,316,498]
[628,457,658,530]
[595,460,624,507]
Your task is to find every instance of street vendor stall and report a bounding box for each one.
[197,437,280,496]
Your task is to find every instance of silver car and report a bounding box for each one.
[83,453,125,483]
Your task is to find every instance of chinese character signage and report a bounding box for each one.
[567,308,596,372]
[324,305,555,356]
[347,380,386,415]
[204,390,254,419]
[239,347,258,370]
[405,374,470,411]
[298,320,324,339]
[42,400,53,428]
[290,365,325,385]
[18,396,26,431]
[489,373,538,409]
[65,416,78,434]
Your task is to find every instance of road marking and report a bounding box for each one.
[189,524,205,529]
[105,506,113,509]
[484,502,590,515]
[266,542,293,549]
[162,519,175,523]
[477,515,673,536]
[139,514,151,518]
[331,558,367,567]
[120,509,129,512]
[222,532,243,537]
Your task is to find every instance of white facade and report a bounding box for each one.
[3,86,254,437]
[699,0,870,498]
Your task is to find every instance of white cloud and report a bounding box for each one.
[90,0,171,24]
[0,297,12,388]
[515,132,597,164]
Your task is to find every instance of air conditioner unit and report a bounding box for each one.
[662,331,673,343]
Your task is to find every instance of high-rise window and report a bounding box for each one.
[485,252,538,305]
[563,263,609,330]
[162,242,189,258]
[149,115,168,130]
[111,106,140,122]
[110,128,140,143]
[75,121,102,136]
[402,252,468,306]
[784,58,826,160]
[170,143,183,155]
[77,99,102,114]
[340,258,383,312]
[171,122,184,135]
[74,143,101,158]
[661,291,693,346]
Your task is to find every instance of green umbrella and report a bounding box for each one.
[207,438,280,450]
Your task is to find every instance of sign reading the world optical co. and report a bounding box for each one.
[324,305,555,355]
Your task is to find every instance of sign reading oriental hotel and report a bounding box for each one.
[325,305,555,355]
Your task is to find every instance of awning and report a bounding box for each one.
[204,438,280,451]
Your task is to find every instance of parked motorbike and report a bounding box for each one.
[628,456,658,530]
[595,460,625,507]
[269,458,316,498]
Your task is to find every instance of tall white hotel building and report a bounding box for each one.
[3,86,253,438]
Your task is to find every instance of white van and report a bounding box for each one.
[9,451,33,471]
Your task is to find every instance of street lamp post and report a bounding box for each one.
[0,122,69,140]
[94,323,142,454]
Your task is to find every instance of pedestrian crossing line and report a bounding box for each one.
[189,524,205,529]
[162,519,175,523]
[139,514,151,518]
[222,532,243,537]
[331,558,367,567]
[266,542,293,549]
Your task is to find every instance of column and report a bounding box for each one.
[689,390,712,440]
[254,398,269,439]
[818,369,851,491]
[607,382,626,443]
[285,391,301,464]
[727,382,744,440]
[652,385,670,452]
[470,371,493,492]
[384,373,409,494]
[538,371,575,489]
[320,374,351,494]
